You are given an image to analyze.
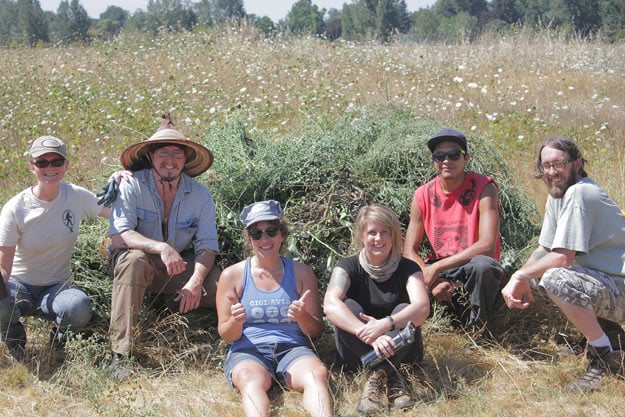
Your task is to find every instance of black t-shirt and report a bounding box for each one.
[336,255,421,318]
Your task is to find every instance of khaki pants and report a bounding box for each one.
[108,248,220,355]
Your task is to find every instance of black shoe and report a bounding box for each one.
[109,353,133,381]
[3,322,26,360]
[48,327,66,350]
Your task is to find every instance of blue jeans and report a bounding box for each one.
[224,344,317,386]
[0,279,92,335]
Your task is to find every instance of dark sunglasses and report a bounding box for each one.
[432,149,465,162]
[249,226,279,241]
[33,158,66,168]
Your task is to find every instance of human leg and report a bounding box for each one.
[333,298,370,371]
[0,280,34,359]
[39,282,93,333]
[540,266,625,391]
[225,351,273,417]
[285,355,333,417]
[441,255,503,331]
[109,249,156,355]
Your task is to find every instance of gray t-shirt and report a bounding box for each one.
[539,177,625,276]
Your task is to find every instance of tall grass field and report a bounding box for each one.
[1,24,625,416]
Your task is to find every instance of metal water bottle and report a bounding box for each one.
[360,321,416,368]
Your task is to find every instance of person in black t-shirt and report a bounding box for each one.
[324,204,430,414]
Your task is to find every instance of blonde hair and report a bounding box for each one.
[352,204,402,256]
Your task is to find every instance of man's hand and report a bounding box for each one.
[501,272,534,309]
[422,264,441,290]
[158,244,187,276]
[175,276,203,314]
[431,279,455,302]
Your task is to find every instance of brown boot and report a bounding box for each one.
[568,345,611,392]
[387,371,415,410]
[356,369,387,414]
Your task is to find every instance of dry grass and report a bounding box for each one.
[1,24,625,416]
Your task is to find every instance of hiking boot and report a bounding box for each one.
[598,318,625,351]
[109,353,133,381]
[387,372,415,410]
[568,345,611,392]
[605,349,625,377]
[3,322,26,360]
[356,369,387,414]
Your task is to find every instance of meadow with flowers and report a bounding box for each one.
[1,24,625,416]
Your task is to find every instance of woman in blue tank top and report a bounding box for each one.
[216,200,346,417]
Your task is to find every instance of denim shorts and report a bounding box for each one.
[540,266,625,323]
[223,343,317,387]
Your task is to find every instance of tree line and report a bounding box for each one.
[1,0,624,46]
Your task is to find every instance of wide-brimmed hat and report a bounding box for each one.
[120,113,214,177]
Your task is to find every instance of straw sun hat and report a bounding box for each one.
[120,113,214,177]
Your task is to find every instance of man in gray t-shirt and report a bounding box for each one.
[501,135,625,393]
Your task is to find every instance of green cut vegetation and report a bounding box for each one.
[1,27,625,417]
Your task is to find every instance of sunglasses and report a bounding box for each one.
[249,226,279,241]
[432,149,465,162]
[33,158,66,168]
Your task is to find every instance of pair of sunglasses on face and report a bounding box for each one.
[32,158,66,168]
[432,149,465,162]
[249,226,279,241]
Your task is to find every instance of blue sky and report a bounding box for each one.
[39,0,436,21]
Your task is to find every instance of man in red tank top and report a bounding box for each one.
[403,128,504,340]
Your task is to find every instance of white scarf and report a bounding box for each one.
[358,249,401,283]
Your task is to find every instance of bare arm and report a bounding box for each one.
[403,195,427,271]
[289,262,323,338]
[323,266,366,336]
[0,246,16,282]
[216,262,246,342]
[502,245,575,309]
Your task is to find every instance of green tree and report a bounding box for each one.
[145,0,196,32]
[50,0,90,43]
[285,0,325,35]
[491,0,522,23]
[548,0,601,36]
[600,0,625,41]
[16,0,48,44]
[411,8,440,41]
[433,0,488,18]
[96,5,128,38]
[250,15,275,35]
[195,0,245,26]
[375,0,398,41]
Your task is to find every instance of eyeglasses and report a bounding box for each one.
[32,158,66,168]
[249,226,279,241]
[154,150,186,159]
[540,159,572,173]
[432,149,465,162]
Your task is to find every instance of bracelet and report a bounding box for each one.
[387,315,395,331]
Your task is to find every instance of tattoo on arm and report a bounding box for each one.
[327,268,350,293]
[532,247,549,262]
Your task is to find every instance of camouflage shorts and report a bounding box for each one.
[539,266,625,323]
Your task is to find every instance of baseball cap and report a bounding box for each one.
[240,200,283,228]
[30,136,68,159]
[427,128,468,153]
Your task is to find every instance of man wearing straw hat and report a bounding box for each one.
[107,113,220,377]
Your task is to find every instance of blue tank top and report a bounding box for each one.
[231,256,309,352]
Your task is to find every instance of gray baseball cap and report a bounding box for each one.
[240,200,283,228]
[30,136,68,159]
